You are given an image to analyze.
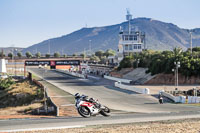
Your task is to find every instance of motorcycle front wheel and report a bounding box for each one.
[78,106,91,118]
[100,106,110,117]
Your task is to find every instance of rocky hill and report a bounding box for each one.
[23,18,200,55]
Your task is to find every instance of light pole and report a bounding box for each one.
[172,68,176,86]
[14,49,18,76]
[174,61,180,89]
[137,59,140,68]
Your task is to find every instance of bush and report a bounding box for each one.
[0,77,15,90]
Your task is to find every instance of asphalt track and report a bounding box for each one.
[29,68,200,113]
[0,68,200,132]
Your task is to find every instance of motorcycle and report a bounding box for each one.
[74,93,110,118]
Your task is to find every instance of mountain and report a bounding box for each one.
[0,47,24,55]
[23,18,200,55]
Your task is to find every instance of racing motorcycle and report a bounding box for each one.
[74,93,110,118]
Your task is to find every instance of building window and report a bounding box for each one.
[129,35,133,40]
[138,44,141,49]
[125,45,128,51]
[134,35,137,40]
[134,44,137,49]
[125,35,129,40]
[129,45,132,50]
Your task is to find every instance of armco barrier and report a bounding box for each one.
[104,75,132,84]
[115,82,150,94]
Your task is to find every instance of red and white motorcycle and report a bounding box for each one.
[75,93,110,118]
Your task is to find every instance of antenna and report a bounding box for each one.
[126,8,132,34]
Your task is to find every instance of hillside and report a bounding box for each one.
[23,18,200,54]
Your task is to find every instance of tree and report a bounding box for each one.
[118,56,134,70]
[54,52,60,58]
[45,53,50,58]
[100,56,107,64]
[72,53,77,57]
[0,52,5,58]
[80,53,86,58]
[63,54,67,58]
[25,51,32,58]
[17,52,22,58]
[95,50,104,58]
[90,55,100,62]
[8,53,13,59]
[104,49,116,57]
[35,52,41,58]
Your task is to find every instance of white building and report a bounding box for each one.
[117,10,146,62]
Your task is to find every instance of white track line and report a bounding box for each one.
[0,125,85,133]
[61,104,75,106]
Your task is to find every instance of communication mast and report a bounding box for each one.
[126,8,132,34]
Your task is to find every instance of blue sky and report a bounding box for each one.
[0,0,199,48]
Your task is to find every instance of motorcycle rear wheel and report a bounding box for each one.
[78,106,91,118]
[100,106,110,117]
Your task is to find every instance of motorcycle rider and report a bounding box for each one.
[75,93,101,108]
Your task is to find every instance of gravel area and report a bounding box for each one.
[15,118,200,133]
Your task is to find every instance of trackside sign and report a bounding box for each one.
[25,60,80,66]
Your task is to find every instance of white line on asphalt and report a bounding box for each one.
[61,104,75,106]
[0,125,85,133]
[88,75,100,80]
[50,96,73,98]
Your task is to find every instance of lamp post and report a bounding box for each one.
[174,61,180,89]
[137,59,140,68]
[172,68,176,86]
[14,49,18,76]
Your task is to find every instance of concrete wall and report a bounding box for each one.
[161,91,200,103]
[115,82,150,94]
[104,75,132,84]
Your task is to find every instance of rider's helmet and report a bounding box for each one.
[75,93,80,99]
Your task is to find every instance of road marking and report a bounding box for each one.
[88,75,100,80]
[61,104,75,106]
[0,125,85,132]
[50,96,73,98]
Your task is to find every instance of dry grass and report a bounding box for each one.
[0,79,44,118]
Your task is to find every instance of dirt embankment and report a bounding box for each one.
[110,68,133,78]
[0,79,47,119]
[145,73,200,85]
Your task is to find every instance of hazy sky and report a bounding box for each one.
[0,0,199,48]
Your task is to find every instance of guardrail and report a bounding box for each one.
[104,75,132,84]
[115,82,150,94]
